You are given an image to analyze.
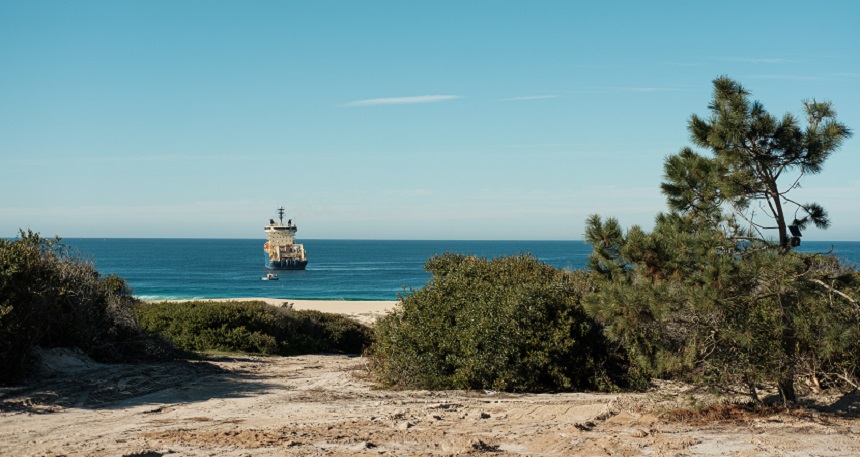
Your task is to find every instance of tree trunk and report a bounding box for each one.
[778,293,798,406]
[766,179,790,251]
[778,377,797,406]
[770,186,797,404]
[745,376,761,404]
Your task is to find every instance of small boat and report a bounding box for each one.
[261,273,279,281]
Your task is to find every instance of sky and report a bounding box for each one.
[1,1,858,240]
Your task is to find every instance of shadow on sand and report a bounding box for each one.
[0,350,274,414]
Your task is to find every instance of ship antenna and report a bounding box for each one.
[277,206,285,225]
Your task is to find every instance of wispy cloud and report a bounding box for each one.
[592,86,681,93]
[663,61,705,67]
[5,153,227,165]
[746,74,827,81]
[500,143,572,149]
[620,87,679,92]
[502,95,561,101]
[343,95,461,107]
[716,57,800,64]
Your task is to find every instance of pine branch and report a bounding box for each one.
[731,235,769,244]
[780,170,805,196]
[728,203,771,241]
[808,278,859,306]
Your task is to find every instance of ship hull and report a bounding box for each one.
[265,258,309,270]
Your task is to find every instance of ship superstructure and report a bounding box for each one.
[264,207,308,270]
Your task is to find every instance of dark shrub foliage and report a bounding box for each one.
[135,300,372,356]
[0,231,173,384]
[586,215,860,395]
[368,253,642,392]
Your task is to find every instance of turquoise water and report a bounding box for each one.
[64,239,860,301]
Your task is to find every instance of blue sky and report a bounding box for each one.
[1,1,858,240]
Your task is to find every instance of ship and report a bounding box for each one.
[263,207,308,270]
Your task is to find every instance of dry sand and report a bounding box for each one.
[153,298,398,325]
[3,300,860,456]
[248,298,397,325]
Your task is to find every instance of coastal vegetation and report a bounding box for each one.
[582,76,858,404]
[0,232,370,384]
[369,253,643,392]
[367,77,860,403]
[135,300,371,356]
[0,231,177,384]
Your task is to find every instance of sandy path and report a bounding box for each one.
[3,350,860,456]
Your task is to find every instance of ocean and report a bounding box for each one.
[63,239,860,301]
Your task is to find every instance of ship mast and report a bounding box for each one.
[277,206,285,225]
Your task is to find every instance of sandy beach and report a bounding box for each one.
[154,298,399,325]
[253,298,397,325]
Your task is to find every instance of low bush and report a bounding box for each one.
[135,300,372,356]
[0,231,175,384]
[368,253,642,392]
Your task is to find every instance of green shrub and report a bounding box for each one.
[134,300,372,356]
[288,309,374,354]
[584,214,860,401]
[0,231,371,385]
[0,231,172,384]
[368,253,642,392]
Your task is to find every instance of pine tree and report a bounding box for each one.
[585,77,856,405]
[680,76,851,404]
[680,76,851,250]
